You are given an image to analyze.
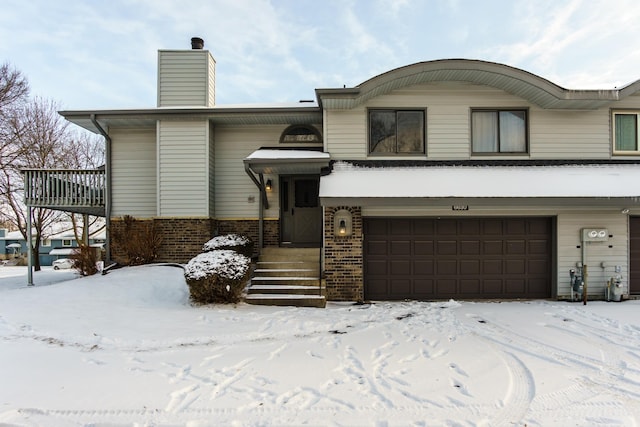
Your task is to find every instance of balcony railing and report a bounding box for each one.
[23,169,106,216]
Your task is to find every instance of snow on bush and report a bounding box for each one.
[184,250,251,304]
[202,234,254,258]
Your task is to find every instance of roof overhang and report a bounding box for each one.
[320,162,640,206]
[316,59,639,110]
[244,149,331,175]
[60,104,322,134]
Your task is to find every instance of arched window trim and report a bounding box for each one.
[279,124,322,144]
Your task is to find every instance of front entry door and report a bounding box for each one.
[280,176,322,246]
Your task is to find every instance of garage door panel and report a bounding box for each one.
[506,240,526,254]
[414,260,434,275]
[483,279,503,294]
[483,240,503,255]
[414,240,434,255]
[505,259,526,274]
[505,279,526,294]
[364,217,552,300]
[390,279,411,296]
[414,279,435,296]
[366,240,388,255]
[483,259,503,274]
[460,240,480,255]
[460,260,480,274]
[414,220,435,235]
[460,279,481,294]
[391,241,410,255]
[390,219,411,235]
[437,260,457,275]
[390,260,410,275]
[366,260,387,275]
[364,218,388,234]
[528,240,549,254]
[437,241,457,255]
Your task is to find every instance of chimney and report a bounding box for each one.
[191,37,204,50]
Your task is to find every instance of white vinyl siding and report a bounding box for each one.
[214,125,284,219]
[556,212,628,298]
[110,128,157,217]
[157,50,215,107]
[158,120,209,217]
[325,82,615,160]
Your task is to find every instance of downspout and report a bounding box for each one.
[243,163,269,254]
[90,114,112,265]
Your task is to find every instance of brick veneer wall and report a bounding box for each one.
[217,219,279,251]
[110,217,215,264]
[324,206,363,301]
[111,217,279,263]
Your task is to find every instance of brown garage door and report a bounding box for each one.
[364,217,552,300]
[629,217,640,295]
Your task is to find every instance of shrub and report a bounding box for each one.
[184,250,251,304]
[70,245,101,276]
[112,215,163,266]
[202,234,254,258]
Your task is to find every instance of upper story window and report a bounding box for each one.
[280,125,321,144]
[613,111,639,154]
[369,109,425,155]
[472,109,528,154]
[62,239,72,247]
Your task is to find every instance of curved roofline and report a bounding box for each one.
[316,59,637,110]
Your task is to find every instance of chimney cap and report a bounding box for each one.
[191,37,204,49]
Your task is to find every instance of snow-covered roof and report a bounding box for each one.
[319,162,640,199]
[245,149,330,160]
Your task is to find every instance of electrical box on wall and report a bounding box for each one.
[581,228,609,242]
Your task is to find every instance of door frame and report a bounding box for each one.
[279,175,322,247]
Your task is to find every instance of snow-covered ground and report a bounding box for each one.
[0,265,639,426]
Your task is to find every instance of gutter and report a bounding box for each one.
[90,114,112,265]
[243,162,269,253]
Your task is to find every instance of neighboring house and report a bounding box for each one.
[33,37,640,302]
[0,228,105,266]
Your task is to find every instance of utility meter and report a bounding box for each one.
[581,228,609,242]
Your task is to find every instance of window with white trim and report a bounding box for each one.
[62,239,72,247]
[472,109,528,154]
[613,111,640,154]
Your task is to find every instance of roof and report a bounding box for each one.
[319,162,640,203]
[316,59,640,110]
[244,149,331,175]
[60,104,322,134]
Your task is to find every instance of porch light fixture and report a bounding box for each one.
[265,179,272,191]
[621,208,630,214]
[334,209,352,236]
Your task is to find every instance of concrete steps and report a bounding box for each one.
[245,247,325,308]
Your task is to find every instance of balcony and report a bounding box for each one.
[23,169,106,216]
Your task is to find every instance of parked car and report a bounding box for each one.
[52,258,75,270]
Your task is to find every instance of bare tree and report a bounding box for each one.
[0,97,81,270]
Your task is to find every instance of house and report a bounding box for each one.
[0,227,105,266]
[40,37,640,303]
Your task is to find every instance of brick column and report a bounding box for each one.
[324,206,363,301]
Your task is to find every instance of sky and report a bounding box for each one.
[2,0,640,111]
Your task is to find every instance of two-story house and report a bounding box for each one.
[48,38,640,304]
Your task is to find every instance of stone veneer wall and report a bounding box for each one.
[324,206,363,301]
[111,217,215,264]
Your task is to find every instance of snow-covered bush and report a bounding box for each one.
[184,250,251,304]
[202,234,254,258]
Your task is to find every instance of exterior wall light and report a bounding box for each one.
[265,179,272,191]
[334,209,352,236]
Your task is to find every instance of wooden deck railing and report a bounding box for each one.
[23,169,106,215]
